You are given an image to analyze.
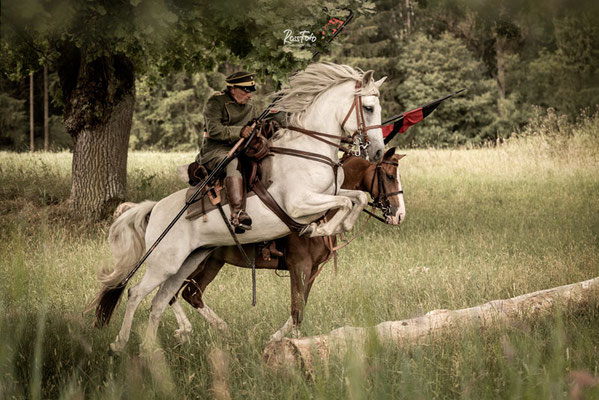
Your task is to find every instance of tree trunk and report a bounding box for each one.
[263,277,599,374]
[495,35,507,118]
[44,65,49,151]
[29,72,34,152]
[405,0,412,34]
[59,48,135,220]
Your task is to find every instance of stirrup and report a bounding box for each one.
[232,210,252,234]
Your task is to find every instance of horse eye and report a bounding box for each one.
[386,174,394,180]
[363,105,374,113]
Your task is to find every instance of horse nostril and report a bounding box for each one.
[375,149,382,162]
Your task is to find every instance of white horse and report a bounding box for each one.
[92,63,387,352]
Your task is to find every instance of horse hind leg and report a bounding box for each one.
[110,270,166,353]
[143,249,213,351]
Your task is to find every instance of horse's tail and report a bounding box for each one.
[86,200,157,327]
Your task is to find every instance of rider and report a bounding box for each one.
[196,71,257,233]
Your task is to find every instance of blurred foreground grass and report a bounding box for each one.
[0,115,598,399]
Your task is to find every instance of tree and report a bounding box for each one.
[393,32,500,147]
[130,72,214,150]
[0,93,27,148]
[1,0,364,219]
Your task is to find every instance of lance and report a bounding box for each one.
[383,89,465,144]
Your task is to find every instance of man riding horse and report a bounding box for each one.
[197,71,257,233]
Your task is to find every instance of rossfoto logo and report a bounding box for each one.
[282,17,346,47]
[283,29,317,46]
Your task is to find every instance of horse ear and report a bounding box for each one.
[374,76,387,88]
[397,154,407,160]
[384,147,396,158]
[362,70,374,86]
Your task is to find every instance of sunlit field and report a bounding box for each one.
[1,116,598,399]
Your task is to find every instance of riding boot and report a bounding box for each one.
[224,176,252,233]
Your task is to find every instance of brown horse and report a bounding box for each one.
[168,147,405,343]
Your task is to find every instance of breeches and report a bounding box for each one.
[204,154,242,178]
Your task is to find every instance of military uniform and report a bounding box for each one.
[197,90,257,168]
[196,71,257,233]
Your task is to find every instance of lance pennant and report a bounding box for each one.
[382,89,465,144]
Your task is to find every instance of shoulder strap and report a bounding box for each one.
[251,179,307,232]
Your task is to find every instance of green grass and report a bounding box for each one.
[0,118,598,398]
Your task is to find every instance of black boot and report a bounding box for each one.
[224,176,252,233]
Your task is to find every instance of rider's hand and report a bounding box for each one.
[240,126,253,138]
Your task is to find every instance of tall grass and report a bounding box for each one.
[0,112,598,398]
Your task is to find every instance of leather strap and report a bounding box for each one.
[284,126,351,153]
[251,179,307,232]
[269,146,340,194]
[269,146,338,168]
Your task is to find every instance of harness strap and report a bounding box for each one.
[284,126,352,153]
[382,190,403,197]
[340,101,356,131]
[269,146,338,167]
[270,146,341,194]
[251,178,307,232]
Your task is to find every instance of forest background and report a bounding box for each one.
[2,0,598,152]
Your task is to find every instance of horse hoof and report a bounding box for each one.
[268,331,284,343]
[174,329,191,345]
[109,341,124,354]
[299,225,313,237]
[216,322,229,334]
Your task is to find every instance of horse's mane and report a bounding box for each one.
[273,62,379,126]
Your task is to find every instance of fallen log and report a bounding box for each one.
[263,277,599,372]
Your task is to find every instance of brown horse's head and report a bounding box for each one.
[361,147,406,225]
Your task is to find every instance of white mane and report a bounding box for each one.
[273,62,380,126]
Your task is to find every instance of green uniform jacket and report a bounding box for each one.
[196,90,256,165]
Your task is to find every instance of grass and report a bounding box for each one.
[0,114,598,398]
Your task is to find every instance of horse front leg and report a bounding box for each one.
[286,193,354,238]
[181,256,229,333]
[336,189,369,231]
[170,299,193,344]
[269,237,314,342]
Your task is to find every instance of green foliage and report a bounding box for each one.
[511,16,599,118]
[130,72,213,150]
[393,32,503,147]
[0,93,27,149]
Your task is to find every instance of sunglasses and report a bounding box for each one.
[240,87,253,93]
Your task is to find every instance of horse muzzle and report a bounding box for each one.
[385,207,404,225]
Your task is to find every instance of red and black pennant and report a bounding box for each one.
[382,89,465,144]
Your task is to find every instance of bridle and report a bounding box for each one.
[368,159,402,222]
[271,79,381,161]
[248,77,385,235]
[267,78,382,195]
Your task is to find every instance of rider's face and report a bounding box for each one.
[230,87,253,104]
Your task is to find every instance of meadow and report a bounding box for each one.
[1,114,598,399]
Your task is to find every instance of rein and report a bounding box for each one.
[275,79,381,167]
